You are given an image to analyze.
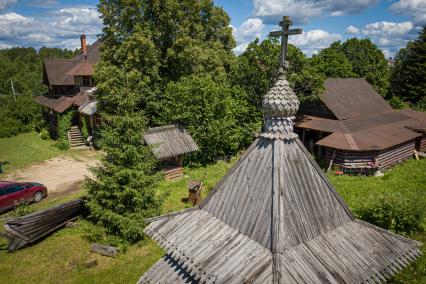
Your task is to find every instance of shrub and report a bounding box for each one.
[357,191,424,235]
[54,109,74,149]
[38,128,50,140]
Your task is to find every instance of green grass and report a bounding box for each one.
[0,132,62,174]
[0,141,425,283]
[0,158,236,284]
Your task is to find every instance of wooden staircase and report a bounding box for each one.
[68,126,85,147]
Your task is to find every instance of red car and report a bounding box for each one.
[0,181,47,212]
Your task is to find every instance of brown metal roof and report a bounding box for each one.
[321,78,393,120]
[43,40,100,86]
[34,92,90,113]
[316,126,421,151]
[143,125,198,160]
[296,79,426,151]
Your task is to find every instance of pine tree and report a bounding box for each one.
[391,26,426,105]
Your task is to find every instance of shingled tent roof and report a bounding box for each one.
[143,125,198,160]
[139,71,421,283]
[43,40,100,86]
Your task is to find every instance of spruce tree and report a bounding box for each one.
[391,26,426,105]
[84,29,164,243]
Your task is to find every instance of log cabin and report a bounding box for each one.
[295,78,426,173]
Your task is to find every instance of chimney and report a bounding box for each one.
[80,34,87,59]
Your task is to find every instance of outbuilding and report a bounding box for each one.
[143,125,198,181]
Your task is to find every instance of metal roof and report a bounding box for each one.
[295,79,426,151]
[143,125,198,160]
[43,40,100,86]
[296,111,424,151]
[140,70,420,283]
[321,78,394,120]
[78,100,97,116]
[34,93,90,114]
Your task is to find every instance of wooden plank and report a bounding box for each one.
[90,243,118,257]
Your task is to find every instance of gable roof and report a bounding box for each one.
[43,40,100,86]
[143,125,198,160]
[321,78,393,120]
[140,71,421,283]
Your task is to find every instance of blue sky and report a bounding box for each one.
[0,0,424,58]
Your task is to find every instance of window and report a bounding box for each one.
[0,185,26,195]
[82,76,92,86]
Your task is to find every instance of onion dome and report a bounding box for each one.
[261,70,300,140]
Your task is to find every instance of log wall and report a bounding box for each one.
[415,135,426,152]
[325,140,415,173]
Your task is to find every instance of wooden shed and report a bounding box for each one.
[143,125,198,181]
[295,78,426,173]
[138,68,421,283]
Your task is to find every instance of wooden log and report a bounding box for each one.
[90,243,118,257]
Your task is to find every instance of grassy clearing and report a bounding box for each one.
[0,158,236,284]
[0,132,62,174]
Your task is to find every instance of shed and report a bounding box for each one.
[143,125,198,180]
[295,78,426,172]
[138,67,421,283]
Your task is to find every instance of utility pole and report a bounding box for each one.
[10,80,16,101]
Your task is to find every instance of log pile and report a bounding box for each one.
[2,199,84,251]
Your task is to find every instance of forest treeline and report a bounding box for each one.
[0,47,75,137]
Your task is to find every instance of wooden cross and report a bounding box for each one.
[269,16,302,70]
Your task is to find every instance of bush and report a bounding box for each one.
[357,191,424,235]
[38,128,50,140]
[54,109,74,149]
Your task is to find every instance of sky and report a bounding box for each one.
[0,0,424,58]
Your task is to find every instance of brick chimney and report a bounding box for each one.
[80,34,87,59]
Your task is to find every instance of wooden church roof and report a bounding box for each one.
[139,18,421,283]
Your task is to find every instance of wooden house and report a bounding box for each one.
[34,35,100,146]
[295,78,426,173]
[143,125,198,181]
[139,64,420,283]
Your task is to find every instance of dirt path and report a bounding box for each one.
[5,154,99,198]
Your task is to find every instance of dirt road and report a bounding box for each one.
[5,153,98,198]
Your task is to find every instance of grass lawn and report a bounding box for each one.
[0,132,62,174]
[0,148,425,283]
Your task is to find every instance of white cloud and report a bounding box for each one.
[232,18,265,54]
[290,29,341,56]
[362,21,414,46]
[361,21,415,58]
[345,25,360,34]
[0,0,16,11]
[390,0,426,25]
[252,0,379,24]
[0,7,101,49]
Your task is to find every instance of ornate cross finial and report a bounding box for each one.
[269,16,302,72]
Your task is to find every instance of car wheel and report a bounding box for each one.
[33,191,44,203]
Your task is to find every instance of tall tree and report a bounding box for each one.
[163,74,256,164]
[391,26,426,105]
[231,38,309,119]
[98,0,236,124]
[310,43,355,78]
[85,45,163,242]
[339,38,390,96]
